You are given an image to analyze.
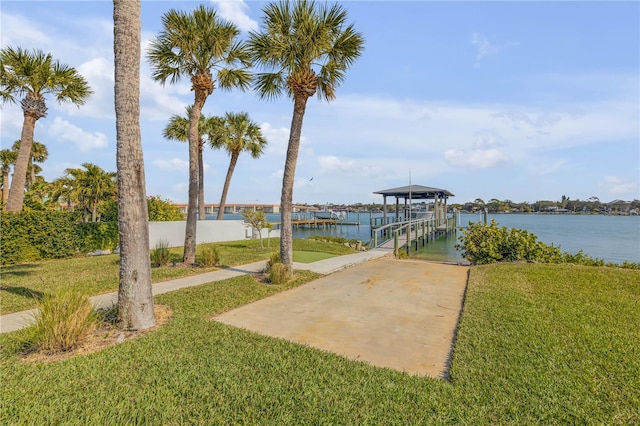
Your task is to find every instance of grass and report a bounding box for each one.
[0,238,356,314]
[1,262,638,424]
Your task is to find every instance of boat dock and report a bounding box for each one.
[269,218,360,230]
[373,216,457,255]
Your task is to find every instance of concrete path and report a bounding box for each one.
[216,258,469,378]
[0,250,391,334]
[1,249,470,379]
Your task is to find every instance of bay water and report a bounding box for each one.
[216,212,639,264]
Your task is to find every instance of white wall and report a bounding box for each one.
[148,220,279,248]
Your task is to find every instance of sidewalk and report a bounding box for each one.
[0,249,391,334]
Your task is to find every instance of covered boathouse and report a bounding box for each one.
[373,185,454,226]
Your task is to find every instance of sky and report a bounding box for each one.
[1,1,638,206]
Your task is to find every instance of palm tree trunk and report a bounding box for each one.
[280,95,309,269]
[6,114,37,212]
[92,195,98,222]
[217,152,239,220]
[2,170,9,205]
[198,142,205,220]
[183,96,206,265]
[114,0,155,330]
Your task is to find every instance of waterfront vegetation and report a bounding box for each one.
[456,219,640,269]
[1,262,638,423]
[0,238,354,314]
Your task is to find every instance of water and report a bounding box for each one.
[212,212,640,264]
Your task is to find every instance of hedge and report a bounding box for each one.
[1,211,119,265]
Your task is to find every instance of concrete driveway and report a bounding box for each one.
[215,258,469,378]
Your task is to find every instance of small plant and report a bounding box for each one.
[268,262,290,285]
[28,291,98,353]
[150,239,171,267]
[266,251,281,272]
[198,246,219,268]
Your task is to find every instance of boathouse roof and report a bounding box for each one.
[373,185,454,200]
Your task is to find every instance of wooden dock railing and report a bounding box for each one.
[372,215,458,256]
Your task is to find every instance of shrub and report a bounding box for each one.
[266,251,281,272]
[268,262,290,285]
[197,246,219,268]
[28,291,97,353]
[150,239,171,267]
[1,211,80,265]
[147,195,184,221]
[76,221,119,253]
[455,220,562,264]
[455,219,617,267]
[309,235,347,245]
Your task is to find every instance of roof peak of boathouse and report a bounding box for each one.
[373,185,454,200]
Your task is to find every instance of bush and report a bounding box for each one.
[76,221,119,253]
[309,235,347,245]
[266,251,280,271]
[1,211,80,265]
[454,220,622,267]
[268,262,290,285]
[197,246,219,268]
[456,220,563,264]
[147,195,184,221]
[150,239,171,267]
[27,291,97,353]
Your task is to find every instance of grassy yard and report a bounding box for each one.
[1,262,638,424]
[0,238,354,314]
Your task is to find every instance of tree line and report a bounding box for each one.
[1,0,364,330]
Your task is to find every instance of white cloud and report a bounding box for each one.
[600,176,639,195]
[210,0,259,32]
[528,160,567,176]
[318,155,355,173]
[316,155,377,177]
[48,117,108,152]
[0,13,51,47]
[60,57,115,119]
[470,32,519,66]
[152,158,189,172]
[260,122,290,155]
[444,148,509,168]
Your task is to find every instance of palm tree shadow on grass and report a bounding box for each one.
[0,286,45,303]
[0,263,39,278]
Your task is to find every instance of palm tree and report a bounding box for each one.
[79,163,117,222]
[12,140,48,190]
[248,0,364,269]
[147,5,252,265]
[49,174,77,211]
[209,112,267,220]
[113,0,155,330]
[0,46,92,213]
[0,148,17,205]
[163,107,223,219]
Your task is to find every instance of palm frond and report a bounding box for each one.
[253,72,288,101]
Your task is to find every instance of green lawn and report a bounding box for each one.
[0,238,355,314]
[1,262,638,424]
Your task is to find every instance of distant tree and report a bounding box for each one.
[23,178,52,210]
[163,107,223,219]
[0,46,92,212]
[11,140,48,190]
[63,163,116,222]
[114,0,155,330]
[148,4,251,265]
[147,195,185,221]
[0,148,17,205]
[210,112,267,220]
[242,209,267,249]
[248,0,364,269]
